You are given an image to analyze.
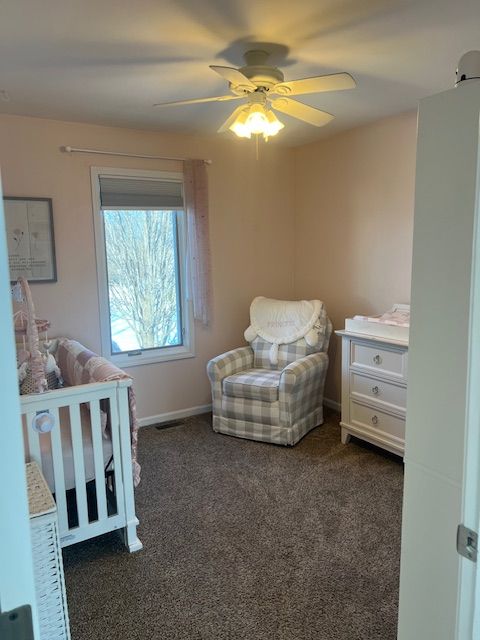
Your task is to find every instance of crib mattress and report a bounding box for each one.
[23,405,113,493]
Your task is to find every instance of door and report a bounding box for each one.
[0,178,39,637]
[397,81,480,638]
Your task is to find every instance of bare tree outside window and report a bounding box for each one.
[103,209,182,353]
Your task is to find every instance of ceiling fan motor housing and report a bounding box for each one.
[239,64,284,87]
[228,49,285,94]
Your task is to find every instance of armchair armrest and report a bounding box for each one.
[207,347,254,416]
[281,352,328,385]
[207,346,254,383]
[279,352,329,426]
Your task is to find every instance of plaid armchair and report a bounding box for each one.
[207,298,332,446]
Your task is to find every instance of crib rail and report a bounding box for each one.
[21,380,132,548]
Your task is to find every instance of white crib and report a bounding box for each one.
[21,378,142,552]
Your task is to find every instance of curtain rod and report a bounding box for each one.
[60,145,212,164]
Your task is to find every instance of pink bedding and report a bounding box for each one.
[56,339,141,487]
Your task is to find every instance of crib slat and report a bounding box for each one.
[49,406,68,534]
[109,391,125,518]
[69,403,89,528]
[26,411,42,465]
[117,383,141,551]
[89,399,108,522]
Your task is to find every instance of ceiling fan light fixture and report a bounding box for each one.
[229,104,284,141]
[265,109,285,137]
[245,104,269,134]
[229,108,252,138]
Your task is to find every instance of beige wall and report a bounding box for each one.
[1,110,418,416]
[293,112,417,403]
[0,114,295,420]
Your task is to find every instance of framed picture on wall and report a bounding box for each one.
[4,196,57,283]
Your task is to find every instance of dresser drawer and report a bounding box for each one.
[350,341,407,381]
[350,372,407,413]
[350,401,405,441]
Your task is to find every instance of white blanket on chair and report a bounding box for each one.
[244,297,323,365]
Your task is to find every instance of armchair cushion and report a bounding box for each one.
[252,337,318,370]
[223,369,282,403]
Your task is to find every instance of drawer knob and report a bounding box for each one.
[373,354,382,365]
[372,386,380,395]
[371,415,379,425]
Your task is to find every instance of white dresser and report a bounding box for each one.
[336,330,408,456]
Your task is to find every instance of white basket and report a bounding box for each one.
[26,462,71,640]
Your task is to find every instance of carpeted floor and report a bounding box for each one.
[63,411,403,640]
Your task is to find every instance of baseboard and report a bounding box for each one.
[323,397,341,413]
[140,399,337,427]
[138,403,212,428]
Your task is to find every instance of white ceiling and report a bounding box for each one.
[0,0,479,146]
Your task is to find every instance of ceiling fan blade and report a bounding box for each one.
[153,94,243,107]
[271,72,356,97]
[217,104,248,133]
[270,98,335,127]
[209,65,256,91]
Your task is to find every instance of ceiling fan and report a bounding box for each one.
[153,49,356,140]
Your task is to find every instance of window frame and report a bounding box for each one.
[91,166,194,368]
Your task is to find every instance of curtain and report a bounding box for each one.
[184,159,211,326]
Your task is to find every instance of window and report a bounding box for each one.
[91,168,194,367]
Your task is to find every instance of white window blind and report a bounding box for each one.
[99,176,183,209]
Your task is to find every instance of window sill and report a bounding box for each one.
[107,346,195,369]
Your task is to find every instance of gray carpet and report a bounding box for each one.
[63,411,403,640]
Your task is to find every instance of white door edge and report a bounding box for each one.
[0,178,39,637]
